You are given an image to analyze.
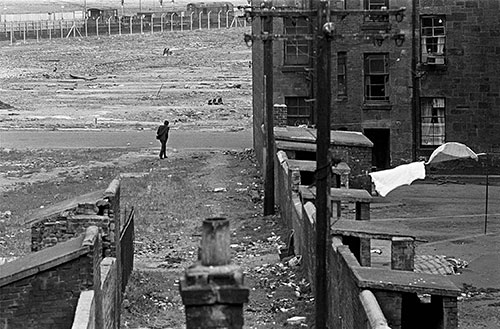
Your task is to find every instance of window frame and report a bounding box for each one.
[364,53,390,103]
[421,15,446,64]
[285,96,311,126]
[283,17,311,66]
[337,52,347,98]
[365,0,389,10]
[420,97,446,147]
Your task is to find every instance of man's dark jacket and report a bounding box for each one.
[157,125,170,141]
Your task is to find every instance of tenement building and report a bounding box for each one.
[251,0,500,170]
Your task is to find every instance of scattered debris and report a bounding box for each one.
[0,100,13,109]
[69,73,97,81]
[163,47,173,56]
[414,255,469,275]
[208,97,223,105]
[286,316,307,325]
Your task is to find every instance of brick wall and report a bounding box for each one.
[0,229,101,329]
[331,145,372,191]
[100,257,118,329]
[273,104,287,127]
[30,199,115,257]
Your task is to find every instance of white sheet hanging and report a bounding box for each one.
[369,161,426,197]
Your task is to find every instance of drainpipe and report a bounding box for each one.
[411,0,419,161]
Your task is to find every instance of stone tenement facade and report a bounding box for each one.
[252,0,500,170]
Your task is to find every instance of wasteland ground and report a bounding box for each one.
[0,20,499,329]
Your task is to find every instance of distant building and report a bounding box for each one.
[251,0,500,171]
[87,8,119,21]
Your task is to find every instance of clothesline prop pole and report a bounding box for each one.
[484,153,489,235]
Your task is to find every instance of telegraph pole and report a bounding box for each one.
[263,3,275,216]
[243,3,406,328]
[315,1,332,328]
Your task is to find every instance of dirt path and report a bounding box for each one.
[120,150,312,328]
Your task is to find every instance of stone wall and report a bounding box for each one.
[332,0,414,165]
[418,0,500,159]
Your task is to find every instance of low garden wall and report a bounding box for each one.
[0,177,133,329]
[275,151,460,329]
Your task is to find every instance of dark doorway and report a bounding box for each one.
[364,128,390,170]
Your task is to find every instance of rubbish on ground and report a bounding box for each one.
[69,73,97,81]
[286,316,306,325]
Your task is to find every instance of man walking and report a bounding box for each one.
[156,120,170,159]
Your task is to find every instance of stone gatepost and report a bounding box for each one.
[179,218,249,329]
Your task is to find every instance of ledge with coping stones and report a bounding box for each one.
[0,227,99,288]
[25,189,106,225]
[274,126,374,148]
[331,219,417,241]
[333,242,460,297]
[25,177,120,226]
[300,185,372,203]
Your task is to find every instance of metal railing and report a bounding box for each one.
[0,12,248,44]
[120,207,135,293]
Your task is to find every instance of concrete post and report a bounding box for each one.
[180,218,249,329]
[391,237,415,271]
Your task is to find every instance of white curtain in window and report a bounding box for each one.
[422,99,445,145]
[436,37,445,54]
[433,98,445,108]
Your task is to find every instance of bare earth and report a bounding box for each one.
[1,14,499,329]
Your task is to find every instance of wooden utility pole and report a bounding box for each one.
[314,1,332,328]
[263,5,275,216]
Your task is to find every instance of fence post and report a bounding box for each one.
[226,11,229,28]
[161,14,165,32]
[190,12,194,31]
[179,218,249,329]
[10,21,13,45]
[96,17,100,37]
[48,20,52,40]
[23,22,26,43]
[170,13,175,32]
[119,17,122,35]
[180,14,183,31]
[129,16,132,35]
[198,12,202,30]
[73,20,76,37]
[60,20,63,39]
[85,18,88,37]
[218,11,221,29]
[207,11,211,30]
[140,15,144,34]
[108,17,111,36]
[36,21,39,42]
[151,14,154,34]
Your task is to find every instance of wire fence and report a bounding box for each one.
[0,11,247,43]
